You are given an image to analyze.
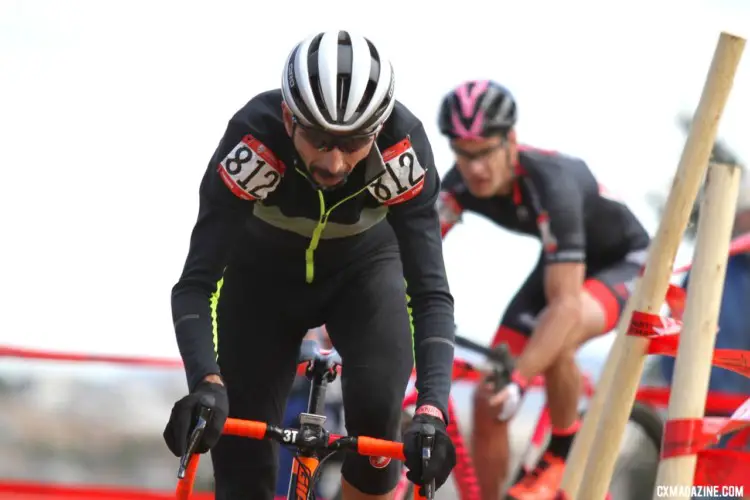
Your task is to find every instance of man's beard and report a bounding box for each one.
[308,163,352,190]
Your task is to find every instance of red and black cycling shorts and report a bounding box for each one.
[491,249,647,356]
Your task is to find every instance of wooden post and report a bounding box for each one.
[558,279,640,498]
[577,31,745,500]
[652,162,742,499]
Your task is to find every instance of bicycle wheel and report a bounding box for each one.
[608,402,664,500]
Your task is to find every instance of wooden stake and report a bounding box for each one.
[652,162,742,499]
[577,31,745,500]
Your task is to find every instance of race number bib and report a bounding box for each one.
[367,138,426,206]
[217,134,286,201]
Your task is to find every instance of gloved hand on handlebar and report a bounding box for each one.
[163,378,229,457]
[402,405,456,491]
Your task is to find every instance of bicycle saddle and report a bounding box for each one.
[297,339,342,370]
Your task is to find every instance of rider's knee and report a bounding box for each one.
[546,347,578,377]
[339,379,404,494]
[339,375,405,495]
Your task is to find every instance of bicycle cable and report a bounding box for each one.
[306,449,345,500]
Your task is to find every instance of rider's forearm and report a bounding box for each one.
[387,159,456,421]
[172,289,223,391]
[171,178,247,392]
[413,320,455,421]
[407,257,455,420]
[515,296,582,381]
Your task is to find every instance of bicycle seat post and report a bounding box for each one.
[306,355,330,417]
[298,341,341,417]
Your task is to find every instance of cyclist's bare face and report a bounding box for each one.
[452,133,516,198]
[282,105,374,189]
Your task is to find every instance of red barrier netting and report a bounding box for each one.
[2,234,749,499]
[627,305,750,490]
[2,337,747,498]
[0,346,184,368]
[0,481,214,500]
[0,343,489,499]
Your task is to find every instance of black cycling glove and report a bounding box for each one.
[163,380,229,457]
[402,408,456,492]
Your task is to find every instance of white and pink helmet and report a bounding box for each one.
[438,80,517,139]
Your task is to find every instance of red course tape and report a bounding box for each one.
[627,310,682,338]
[661,397,750,488]
[694,449,750,489]
[661,417,748,458]
[645,335,750,379]
[623,273,750,491]
[636,386,749,416]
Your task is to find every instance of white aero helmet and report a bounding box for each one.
[281,30,396,135]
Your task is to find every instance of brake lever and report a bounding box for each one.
[420,424,436,499]
[455,334,515,390]
[177,406,213,479]
[487,343,515,391]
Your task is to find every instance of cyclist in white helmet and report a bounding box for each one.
[163,30,457,499]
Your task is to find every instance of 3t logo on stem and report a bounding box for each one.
[282,429,298,443]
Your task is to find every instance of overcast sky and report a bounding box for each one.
[1,0,748,360]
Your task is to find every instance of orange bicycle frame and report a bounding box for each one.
[175,418,418,499]
[175,341,431,499]
[289,455,319,499]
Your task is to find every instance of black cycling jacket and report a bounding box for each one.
[172,90,455,417]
